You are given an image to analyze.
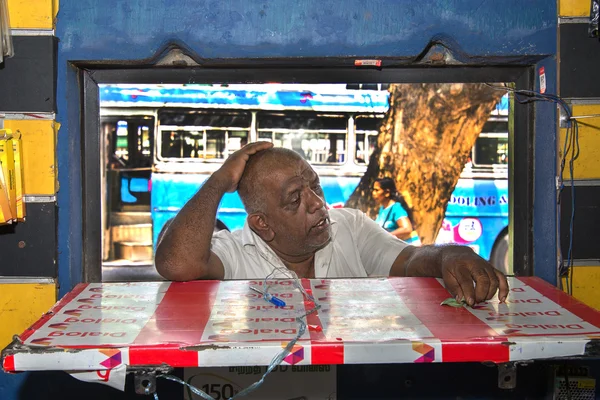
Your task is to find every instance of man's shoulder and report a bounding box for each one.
[330,207,365,219]
[212,227,244,245]
[329,208,368,227]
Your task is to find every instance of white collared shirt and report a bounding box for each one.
[211,208,408,280]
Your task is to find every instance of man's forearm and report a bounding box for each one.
[389,234,508,305]
[401,245,443,277]
[155,175,227,279]
[391,245,476,278]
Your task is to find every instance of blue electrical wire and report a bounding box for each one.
[485,84,578,291]
[155,316,309,400]
[153,270,320,400]
[567,117,580,294]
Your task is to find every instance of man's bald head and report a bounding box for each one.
[238,148,304,214]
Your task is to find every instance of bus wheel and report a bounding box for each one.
[491,233,509,275]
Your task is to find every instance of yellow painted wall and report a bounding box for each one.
[559,104,600,180]
[0,283,56,349]
[0,1,61,385]
[559,0,591,17]
[558,1,600,315]
[562,267,600,310]
[3,120,58,196]
[6,0,57,29]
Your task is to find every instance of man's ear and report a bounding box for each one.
[248,213,275,242]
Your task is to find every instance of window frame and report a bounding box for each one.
[80,65,534,283]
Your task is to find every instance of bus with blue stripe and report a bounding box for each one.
[99,84,509,273]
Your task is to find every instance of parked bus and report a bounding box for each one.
[99,84,509,273]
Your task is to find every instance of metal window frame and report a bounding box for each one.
[80,65,534,282]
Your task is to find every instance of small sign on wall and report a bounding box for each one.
[539,66,547,94]
[184,365,337,400]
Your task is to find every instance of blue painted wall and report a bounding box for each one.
[533,57,558,283]
[57,0,555,60]
[55,0,558,295]
[0,2,559,398]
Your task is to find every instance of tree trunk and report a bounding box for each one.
[346,83,505,244]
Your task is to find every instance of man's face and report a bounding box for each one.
[261,158,331,257]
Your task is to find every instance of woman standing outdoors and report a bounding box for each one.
[372,177,421,245]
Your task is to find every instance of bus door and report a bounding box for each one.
[100,115,154,263]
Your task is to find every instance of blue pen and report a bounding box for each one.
[250,286,286,307]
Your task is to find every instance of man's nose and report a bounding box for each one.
[305,188,325,213]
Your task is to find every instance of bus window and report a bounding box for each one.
[102,117,154,169]
[158,110,251,161]
[354,115,383,164]
[206,130,225,159]
[160,129,201,159]
[257,112,348,165]
[480,118,507,133]
[115,121,129,161]
[473,134,508,166]
[226,131,247,152]
[472,117,509,167]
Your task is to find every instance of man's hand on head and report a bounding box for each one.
[212,141,273,193]
[155,141,272,282]
[439,246,509,306]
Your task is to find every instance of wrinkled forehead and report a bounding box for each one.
[263,157,317,192]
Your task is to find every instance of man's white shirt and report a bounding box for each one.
[211,208,408,280]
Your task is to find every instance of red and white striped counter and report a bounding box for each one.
[3,277,600,375]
